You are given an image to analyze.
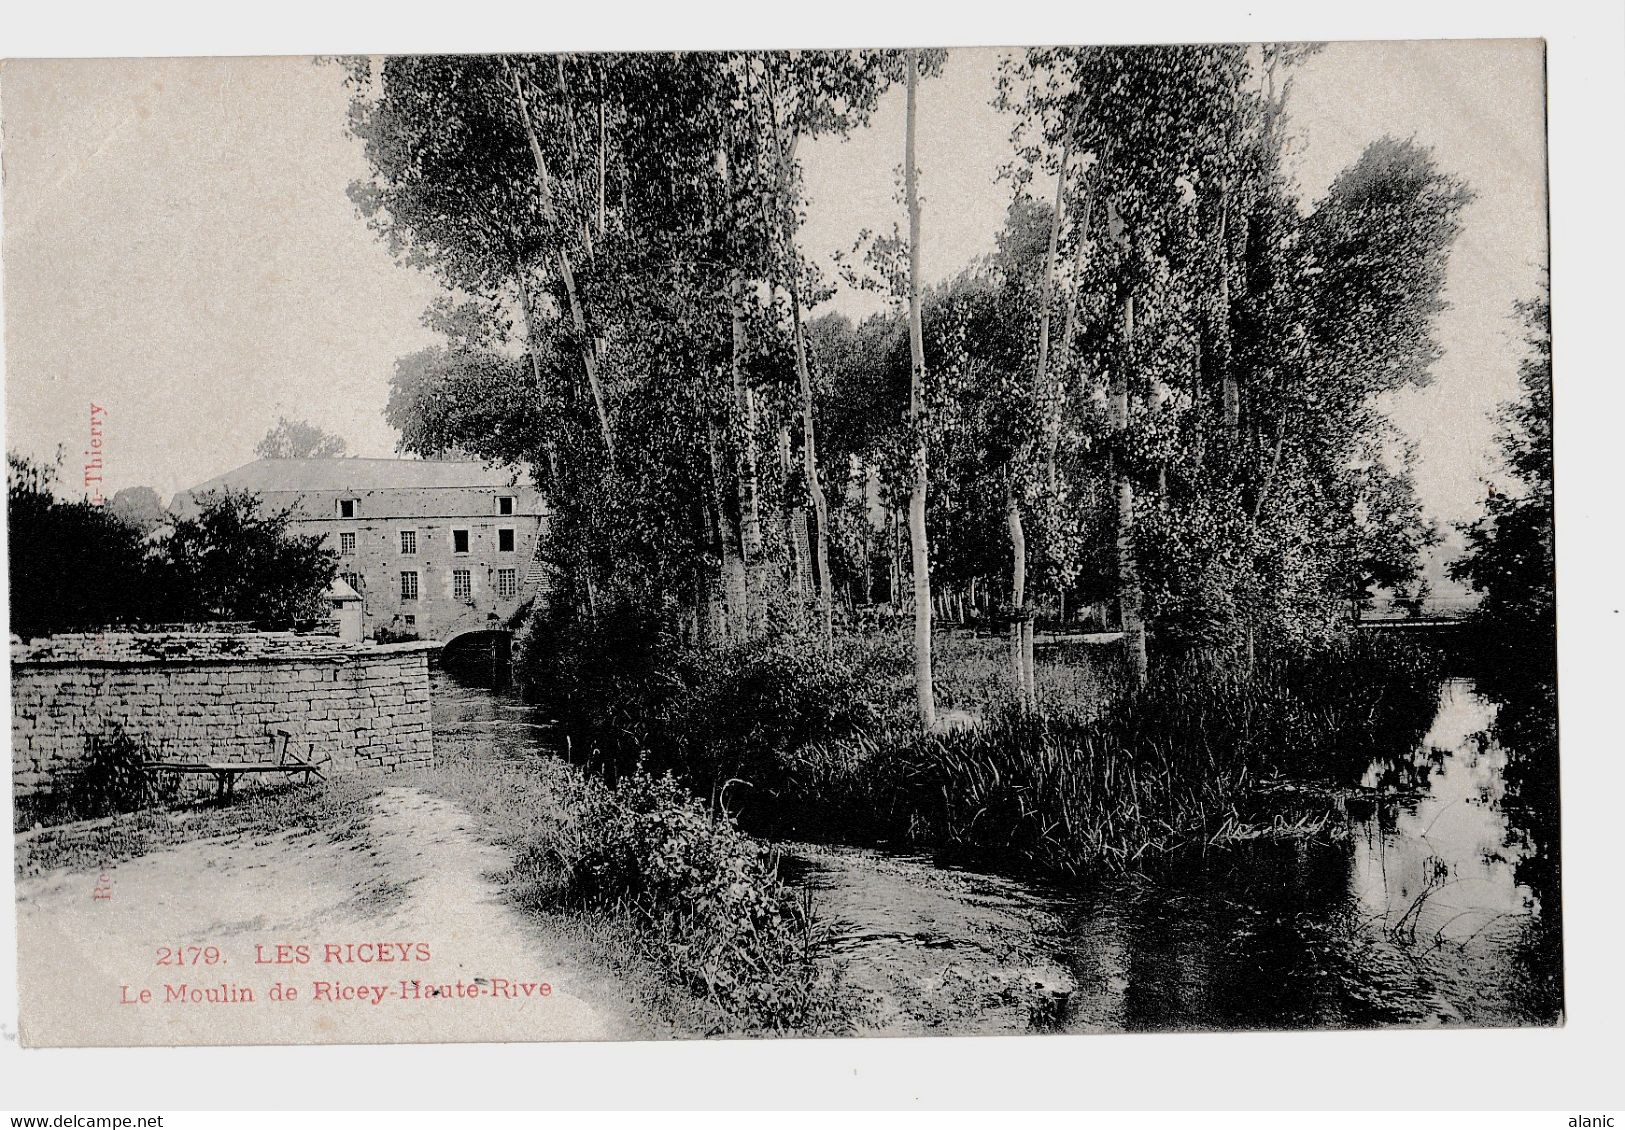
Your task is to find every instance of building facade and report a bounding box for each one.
[173,458,549,643]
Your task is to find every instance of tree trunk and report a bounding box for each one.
[1053,141,1111,483]
[708,425,748,642]
[1191,343,1207,467]
[905,52,937,730]
[514,261,579,599]
[1009,120,1078,709]
[595,62,608,238]
[1252,414,1287,522]
[1039,130,1079,490]
[760,67,833,656]
[1217,187,1239,434]
[513,264,548,404]
[1022,613,1036,703]
[788,283,834,656]
[507,62,617,473]
[1006,487,1026,700]
[1113,293,1148,686]
[889,507,901,607]
[789,506,810,599]
[777,424,809,615]
[513,263,561,452]
[729,275,762,636]
[710,120,764,638]
[1115,477,1147,684]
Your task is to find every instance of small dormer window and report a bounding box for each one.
[497,496,515,516]
[338,498,356,519]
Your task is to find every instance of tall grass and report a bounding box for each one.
[928,631,1118,716]
[15,727,181,832]
[762,635,1445,874]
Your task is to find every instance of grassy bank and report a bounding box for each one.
[14,775,375,876]
[416,732,861,1035]
[522,620,1444,877]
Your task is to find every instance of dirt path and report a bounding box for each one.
[15,786,634,1046]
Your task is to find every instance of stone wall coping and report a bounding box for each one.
[11,633,441,669]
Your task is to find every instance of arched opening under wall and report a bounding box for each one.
[436,628,514,689]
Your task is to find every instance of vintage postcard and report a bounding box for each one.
[3,40,1558,1049]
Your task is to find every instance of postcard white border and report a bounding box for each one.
[1,0,1620,1113]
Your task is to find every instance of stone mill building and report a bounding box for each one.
[171,458,552,646]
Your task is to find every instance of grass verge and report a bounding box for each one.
[410,733,864,1036]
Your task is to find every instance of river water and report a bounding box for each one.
[431,669,1563,1035]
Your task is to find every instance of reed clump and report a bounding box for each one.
[764,635,1444,874]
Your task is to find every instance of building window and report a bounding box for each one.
[497,568,517,598]
[339,531,356,555]
[341,571,363,594]
[338,498,356,518]
[400,571,418,601]
[452,528,470,554]
[404,615,415,627]
[498,496,515,516]
[498,528,515,553]
[400,529,417,555]
[453,568,472,602]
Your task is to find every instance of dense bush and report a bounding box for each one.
[72,729,155,818]
[559,772,845,1031]
[518,604,690,765]
[163,489,337,625]
[669,635,879,801]
[917,637,1440,871]
[520,608,878,803]
[7,454,164,639]
[1451,293,1553,637]
[16,727,180,831]
[7,453,337,638]
[429,733,854,1034]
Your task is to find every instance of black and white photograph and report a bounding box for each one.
[3,5,1616,1115]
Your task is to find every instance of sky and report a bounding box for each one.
[2,42,1547,529]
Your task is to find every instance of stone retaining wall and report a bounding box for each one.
[10,633,438,802]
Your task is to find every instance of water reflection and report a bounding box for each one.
[1352,684,1537,955]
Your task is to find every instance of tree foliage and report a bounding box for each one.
[255,416,350,459]
[987,45,1463,651]
[1451,290,1553,631]
[162,489,337,624]
[348,46,1471,673]
[7,453,160,638]
[347,51,919,643]
[106,485,168,536]
[8,458,335,636]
